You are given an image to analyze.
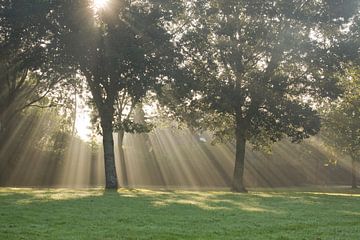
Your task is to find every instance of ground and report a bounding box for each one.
[0,187,359,239]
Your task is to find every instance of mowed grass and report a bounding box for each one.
[1,187,360,239]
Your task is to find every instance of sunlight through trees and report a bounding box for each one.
[0,0,359,192]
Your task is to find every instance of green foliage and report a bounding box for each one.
[45,0,188,188]
[50,131,71,161]
[164,0,359,149]
[0,0,75,134]
[0,105,76,173]
[322,67,360,160]
[50,0,184,127]
[113,119,153,134]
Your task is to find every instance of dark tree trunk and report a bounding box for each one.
[72,85,77,136]
[101,117,118,190]
[0,118,4,147]
[84,73,118,190]
[232,113,248,193]
[118,130,128,187]
[351,158,357,189]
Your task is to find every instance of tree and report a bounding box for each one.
[114,101,153,186]
[0,103,77,185]
[163,0,359,192]
[321,8,360,188]
[0,0,67,139]
[51,0,183,189]
[322,68,360,188]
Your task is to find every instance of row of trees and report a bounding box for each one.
[1,0,359,191]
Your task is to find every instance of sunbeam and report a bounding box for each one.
[1,121,357,190]
[93,0,109,11]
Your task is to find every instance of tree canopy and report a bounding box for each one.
[0,0,359,191]
[48,0,185,188]
[322,67,360,188]
[0,1,72,136]
[162,0,359,191]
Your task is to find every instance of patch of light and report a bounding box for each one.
[93,0,110,11]
[75,96,92,141]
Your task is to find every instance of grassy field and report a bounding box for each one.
[0,187,360,239]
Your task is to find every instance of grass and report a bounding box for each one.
[0,187,360,239]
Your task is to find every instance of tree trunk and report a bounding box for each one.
[0,118,4,147]
[351,158,357,189]
[72,85,77,136]
[101,117,118,189]
[118,130,128,187]
[232,115,248,192]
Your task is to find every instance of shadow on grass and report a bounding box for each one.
[1,188,360,239]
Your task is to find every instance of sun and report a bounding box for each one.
[75,109,92,142]
[93,0,109,11]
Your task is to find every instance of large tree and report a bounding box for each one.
[0,0,72,149]
[163,0,359,192]
[0,0,82,183]
[51,0,183,189]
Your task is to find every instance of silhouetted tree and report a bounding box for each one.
[51,0,183,189]
[163,0,359,192]
[0,1,68,138]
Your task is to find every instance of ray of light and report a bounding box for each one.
[57,137,96,188]
[4,112,59,186]
[93,0,109,11]
[1,115,357,190]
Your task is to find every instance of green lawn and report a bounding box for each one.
[1,187,360,239]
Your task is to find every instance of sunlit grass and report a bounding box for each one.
[1,187,360,239]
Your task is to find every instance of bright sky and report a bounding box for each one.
[75,96,92,142]
[93,0,109,11]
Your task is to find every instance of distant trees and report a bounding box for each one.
[114,102,153,186]
[0,105,76,185]
[322,68,360,188]
[163,0,359,191]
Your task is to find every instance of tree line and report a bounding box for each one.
[0,0,359,191]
